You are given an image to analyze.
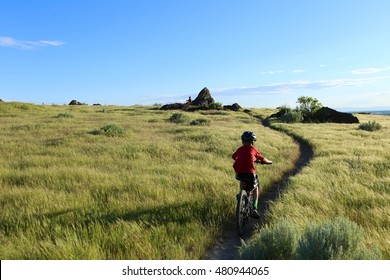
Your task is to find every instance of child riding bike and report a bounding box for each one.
[232,131,272,219]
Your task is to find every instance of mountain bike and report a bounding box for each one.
[235,179,257,237]
[235,161,271,237]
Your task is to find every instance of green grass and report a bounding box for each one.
[0,102,297,259]
[245,109,390,259]
[2,102,388,259]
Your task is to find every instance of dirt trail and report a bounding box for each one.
[205,119,313,260]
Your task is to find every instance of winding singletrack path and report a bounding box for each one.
[206,119,313,260]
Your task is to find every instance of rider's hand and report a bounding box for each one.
[262,158,273,164]
[256,158,272,164]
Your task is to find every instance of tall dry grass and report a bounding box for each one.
[0,102,297,259]
[245,109,389,259]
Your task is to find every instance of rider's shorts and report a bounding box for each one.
[235,173,259,192]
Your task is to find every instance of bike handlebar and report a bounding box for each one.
[255,160,272,165]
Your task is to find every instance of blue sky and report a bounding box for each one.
[1,0,390,110]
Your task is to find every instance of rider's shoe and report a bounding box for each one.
[251,209,261,219]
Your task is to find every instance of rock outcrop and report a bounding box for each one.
[191,87,214,107]
[160,87,240,112]
[266,106,359,124]
[223,103,242,111]
[160,103,186,110]
[313,107,359,123]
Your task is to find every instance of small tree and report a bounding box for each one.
[296,96,322,121]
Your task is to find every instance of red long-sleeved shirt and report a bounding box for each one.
[232,145,265,174]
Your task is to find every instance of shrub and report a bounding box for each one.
[276,105,292,115]
[240,217,382,260]
[208,102,223,110]
[101,124,125,137]
[296,217,381,260]
[168,113,190,124]
[190,118,210,126]
[281,110,303,123]
[271,97,323,123]
[90,124,125,137]
[359,121,382,132]
[239,220,299,260]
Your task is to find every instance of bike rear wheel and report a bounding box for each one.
[236,189,250,237]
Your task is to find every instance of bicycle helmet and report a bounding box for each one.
[241,131,256,142]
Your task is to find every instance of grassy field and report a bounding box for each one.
[1,102,388,259]
[245,109,390,259]
[0,102,297,259]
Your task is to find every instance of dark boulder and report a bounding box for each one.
[160,103,186,110]
[191,87,214,107]
[223,103,242,111]
[313,107,359,123]
[69,100,82,105]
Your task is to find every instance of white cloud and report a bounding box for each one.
[0,37,16,46]
[260,70,284,75]
[0,36,65,49]
[292,69,306,73]
[38,40,65,47]
[351,67,390,75]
